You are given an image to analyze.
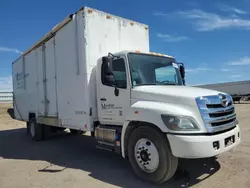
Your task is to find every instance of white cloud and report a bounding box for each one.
[228,56,250,65]
[0,47,22,54]
[0,76,13,91]
[157,33,190,42]
[228,75,242,78]
[186,67,213,72]
[153,12,168,16]
[218,4,248,15]
[155,9,250,31]
[177,9,250,31]
[187,67,236,74]
[220,68,232,72]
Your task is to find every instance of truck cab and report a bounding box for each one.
[97,51,184,125]
[95,50,240,183]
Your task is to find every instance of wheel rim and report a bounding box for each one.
[30,121,35,137]
[134,138,159,173]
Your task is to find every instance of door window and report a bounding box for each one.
[102,58,127,89]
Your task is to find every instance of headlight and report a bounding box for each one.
[161,115,199,131]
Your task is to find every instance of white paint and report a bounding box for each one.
[36,46,45,116]
[96,55,131,125]
[44,38,57,116]
[12,7,149,131]
[120,84,227,157]
[132,85,221,99]
[55,12,89,130]
[12,7,240,162]
[168,125,240,158]
[12,49,38,120]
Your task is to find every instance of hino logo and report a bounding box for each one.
[218,93,229,107]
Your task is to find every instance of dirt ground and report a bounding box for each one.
[0,103,249,188]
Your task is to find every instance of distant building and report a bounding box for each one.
[196,80,250,96]
[0,91,13,102]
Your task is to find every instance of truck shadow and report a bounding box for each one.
[0,128,220,188]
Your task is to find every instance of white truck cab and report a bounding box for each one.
[12,7,240,184]
[96,50,240,174]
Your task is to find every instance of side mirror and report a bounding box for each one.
[102,56,113,74]
[178,63,185,85]
[104,75,115,86]
[179,65,185,79]
[102,56,115,86]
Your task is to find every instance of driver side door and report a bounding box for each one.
[98,57,130,125]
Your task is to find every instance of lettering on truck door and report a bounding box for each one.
[99,57,130,125]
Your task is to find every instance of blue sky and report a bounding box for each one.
[1,0,250,90]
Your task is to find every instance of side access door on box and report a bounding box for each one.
[36,38,58,117]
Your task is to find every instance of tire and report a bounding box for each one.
[69,129,85,135]
[26,121,30,135]
[29,117,44,141]
[128,126,178,184]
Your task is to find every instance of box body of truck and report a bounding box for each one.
[12,7,149,131]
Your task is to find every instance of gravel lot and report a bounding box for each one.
[0,103,249,188]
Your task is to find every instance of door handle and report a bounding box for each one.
[100,98,106,101]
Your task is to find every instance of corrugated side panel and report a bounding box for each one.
[45,38,57,116]
[25,48,39,115]
[85,8,149,71]
[12,49,38,120]
[55,10,91,130]
[36,46,45,116]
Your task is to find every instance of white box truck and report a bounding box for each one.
[12,7,241,184]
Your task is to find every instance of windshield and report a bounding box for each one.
[128,53,183,87]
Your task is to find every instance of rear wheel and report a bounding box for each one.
[29,117,44,141]
[128,126,178,184]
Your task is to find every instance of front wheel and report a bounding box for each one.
[128,126,178,184]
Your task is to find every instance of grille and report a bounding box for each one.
[206,101,232,108]
[209,108,235,118]
[207,102,236,128]
[196,94,238,133]
[211,117,236,127]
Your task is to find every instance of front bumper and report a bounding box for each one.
[167,125,241,158]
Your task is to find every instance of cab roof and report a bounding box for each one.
[118,50,174,59]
